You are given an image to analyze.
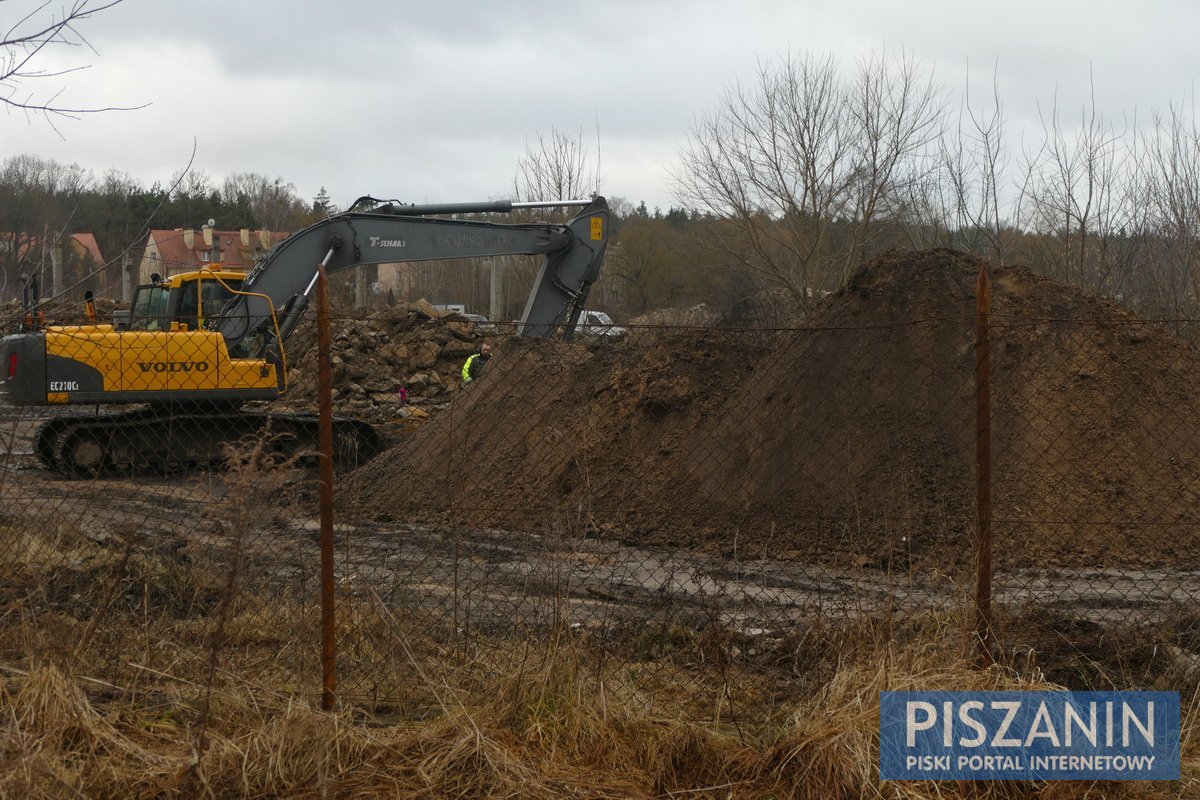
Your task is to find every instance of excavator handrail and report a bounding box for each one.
[196,267,290,391]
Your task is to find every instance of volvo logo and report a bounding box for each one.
[137,361,211,373]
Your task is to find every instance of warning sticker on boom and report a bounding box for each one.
[590,217,603,240]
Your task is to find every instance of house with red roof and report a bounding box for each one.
[0,231,106,302]
[138,227,290,283]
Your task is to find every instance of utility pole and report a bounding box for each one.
[122,254,133,302]
[49,225,66,298]
[489,257,503,321]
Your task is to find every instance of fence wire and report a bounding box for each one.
[2,297,1198,717]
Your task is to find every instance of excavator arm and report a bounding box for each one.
[216,197,610,353]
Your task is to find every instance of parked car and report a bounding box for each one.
[461,312,498,335]
[577,310,626,340]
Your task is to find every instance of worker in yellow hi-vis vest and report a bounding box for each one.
[461,342,493,385]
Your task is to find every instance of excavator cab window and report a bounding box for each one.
[129,285,171,331]
[201,279,240,327]
[175,277,241,331]
[176,285,199,331]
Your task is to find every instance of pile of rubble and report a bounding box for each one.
[276,299,489,429]
[0,297,121,334]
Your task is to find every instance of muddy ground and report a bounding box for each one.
[3,435,1196,643]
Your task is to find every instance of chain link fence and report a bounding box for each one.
[2,260,1199,722]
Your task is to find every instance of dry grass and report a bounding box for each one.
[1,517,1196,797]
[0,632,1195,799]
[1,455,1195,797]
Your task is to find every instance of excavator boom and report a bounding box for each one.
[219,197,609,350]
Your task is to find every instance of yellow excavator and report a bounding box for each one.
[1,196,610,475]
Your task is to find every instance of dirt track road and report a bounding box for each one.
[3,403,1194,644]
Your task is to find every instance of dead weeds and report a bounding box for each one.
[0,632,1195,798]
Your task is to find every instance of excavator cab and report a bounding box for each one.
[126,269,246,333]
[174,271,245,332]
[127,282,171,331]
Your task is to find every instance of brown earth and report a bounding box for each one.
[331,248,1200,574]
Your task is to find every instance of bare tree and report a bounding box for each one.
[674,50,943,311]
[502,128,604,316]
[169,167,213,203]
[1019,79,1138,294]
[845,50,944,268]
[1,0,143,130]
[1,151,89,194]
[0,152,91,300]
[513,127,600,209]
[936,65,1021,263]
[220,172,310,231]
[1133,101,1200,315]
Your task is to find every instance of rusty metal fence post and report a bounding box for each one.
[316,263,337,710]
[974,268,994,666]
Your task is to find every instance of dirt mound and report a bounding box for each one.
[344,249,1200,572]
[344,329,765,530]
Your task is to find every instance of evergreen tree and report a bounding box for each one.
[312,186,334,216]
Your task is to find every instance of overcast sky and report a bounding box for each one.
[5,0,1200,215]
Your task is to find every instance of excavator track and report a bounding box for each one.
[34,407,386,477]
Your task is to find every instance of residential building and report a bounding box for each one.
[0,231,105,302]
[137,227,289,284]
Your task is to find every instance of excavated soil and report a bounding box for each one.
[323,250,1200,572]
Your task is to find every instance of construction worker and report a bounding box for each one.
[461,342,492,385]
